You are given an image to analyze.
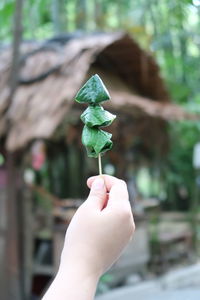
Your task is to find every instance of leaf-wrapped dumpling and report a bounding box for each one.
[80,105,116,128]
[75,74,110,104]
[82,125,113,158]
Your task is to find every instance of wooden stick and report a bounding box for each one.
[98,153,102,175]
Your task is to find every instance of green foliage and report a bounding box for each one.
[123,0,200,209]
[0,0,15,41]
[0,153,5,166]
[160,120,198,210]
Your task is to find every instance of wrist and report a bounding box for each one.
[43,263,100,300]
[59,250,102,280]
[58,258,101,283]
[56,263,100,299]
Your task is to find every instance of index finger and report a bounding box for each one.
[87,175,126,192]
[107,179,129,209]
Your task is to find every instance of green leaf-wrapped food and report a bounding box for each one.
[75,74,110,104]
[80,105,116,128]
[75,74,116,159]
[82,126,113,158]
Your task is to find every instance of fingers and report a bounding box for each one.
[86,177,107,210]
[87,175,130,210]
[87,175,126,192]
[106,179,134,233]
[107,179,129,209]
[86,175,134,235]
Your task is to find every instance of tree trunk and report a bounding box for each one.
[4,0,24,298]
[52,0,67,34]
[76,0,87,30]
[94,0,105,29]
[9,0,24,99]
[177,4,188,84]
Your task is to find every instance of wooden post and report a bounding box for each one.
[0,164,8,299]
[5,153,22,300]
[21,179,34,299]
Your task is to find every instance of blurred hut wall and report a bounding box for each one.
[0,33,195,298]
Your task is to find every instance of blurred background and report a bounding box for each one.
[1,0,200,299]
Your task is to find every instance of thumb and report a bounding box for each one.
[87,177,107,210]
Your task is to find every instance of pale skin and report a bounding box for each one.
[42,175,135,300]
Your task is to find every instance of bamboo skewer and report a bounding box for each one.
[98,153,102,175]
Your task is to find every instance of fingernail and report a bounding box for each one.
[92,177,105,190]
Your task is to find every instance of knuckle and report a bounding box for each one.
[90,190,103,199]
[89,195,101,203]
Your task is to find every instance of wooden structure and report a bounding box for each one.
[0,33,195,151]
[0,32,196,299]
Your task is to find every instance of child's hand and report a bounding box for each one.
[43,175,135,300]
[60,175,135,278]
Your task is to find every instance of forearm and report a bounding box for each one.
[42,265,99,300]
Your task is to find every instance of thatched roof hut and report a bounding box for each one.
[0,32,193,155]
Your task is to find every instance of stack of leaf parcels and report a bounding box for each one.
[75,74,116,158]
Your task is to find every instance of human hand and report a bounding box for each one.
[43,175,135,300]
[60,175,135,279]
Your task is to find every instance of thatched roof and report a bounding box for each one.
[0,32,195,151]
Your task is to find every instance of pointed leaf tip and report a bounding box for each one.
[75,74,110,104]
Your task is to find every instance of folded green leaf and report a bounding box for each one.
[75,74,110,104]
[82,125,113,158]
[81,105,116,128]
